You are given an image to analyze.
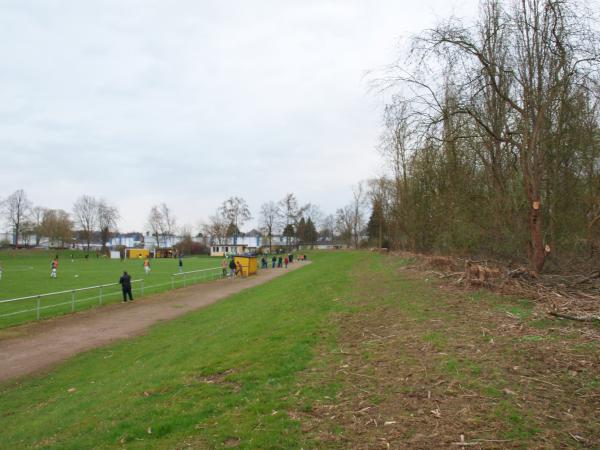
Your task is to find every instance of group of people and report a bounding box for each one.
[262,255,288,269]
[221,257,244,278]
[49,250,306,303]
[259,253,307,269]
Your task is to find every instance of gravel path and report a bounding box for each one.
[0,262,308,383]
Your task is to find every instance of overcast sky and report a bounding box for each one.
[0,0,478,233]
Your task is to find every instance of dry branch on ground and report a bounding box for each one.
[395,251,600,324]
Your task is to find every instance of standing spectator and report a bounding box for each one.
[284,256,289,268]
[229,258,237,278]
[277,256,283,268]
[119,271,133,302]
[271,256,276,269]
[236,261,243,277]
[261,257,267,269]
[221,257,228,277]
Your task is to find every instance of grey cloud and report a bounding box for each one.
[0,0,478,231]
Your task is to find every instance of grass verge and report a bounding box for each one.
[294,254,600,449]
[0,252,358,449]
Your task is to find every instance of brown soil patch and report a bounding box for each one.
[297,256,599,449]
[190,368,242,392]
[0,262,309,384]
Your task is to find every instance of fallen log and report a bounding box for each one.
[549,311,600,323]
[573,270,600,285]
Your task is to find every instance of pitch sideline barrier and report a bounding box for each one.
[0,267,223,325]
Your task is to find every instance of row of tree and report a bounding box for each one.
[368,0,600,273]
[1,189,371,251]
[201,194,324,252]
[200,192,373,251]
[0,190,120,251]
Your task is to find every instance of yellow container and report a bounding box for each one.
[128,248,150,259]
[233,256,257,276]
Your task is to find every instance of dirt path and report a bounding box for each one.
[0,262,309,383]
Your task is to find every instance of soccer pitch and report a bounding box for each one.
[0,249,221,328]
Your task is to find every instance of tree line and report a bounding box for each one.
[201,194,322,252]
[0,190,120,251]
[368,0,600,273]
[1,189,371,251]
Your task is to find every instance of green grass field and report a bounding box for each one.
[0,251,597,448]
[0,251,355,449]
[0,249,222,328]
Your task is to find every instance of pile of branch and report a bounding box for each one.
[394,251,600,323]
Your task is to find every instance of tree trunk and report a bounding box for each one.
[528,198,545,274]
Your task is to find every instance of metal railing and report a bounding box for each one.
[0,266,224,325]
[171,267,224,288]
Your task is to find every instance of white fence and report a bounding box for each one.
[0,267,223,325]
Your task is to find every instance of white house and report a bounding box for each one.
[143,232,184,250]
[259,234,300,252]
[298,241,349,250]
[0,232,49,248]
[208,229,305,256]
[209,243,248,257]
[108,233,144,248]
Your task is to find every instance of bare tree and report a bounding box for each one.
[148,205,163,248]
[303,203,324,227]
[20,219,35,246]
[351,182,367,248]
[220,197,252,245]
[177,224,194,255]
[385,0,600,273]
[147,203,177,248]
[97,200,119,251]
[73,195,98,252]
[367,178,392,248]
[259,201,281,253]
[279,193,301,248]
[41,209,73,248]
[30,206,46,246]
[320,214,336,241]
[201,212,229,245]
[159,203,177,247]
[335,205,354,246]
[1,189,32,246]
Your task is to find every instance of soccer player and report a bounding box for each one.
[143,258,151,275]
[50,258,58,278]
